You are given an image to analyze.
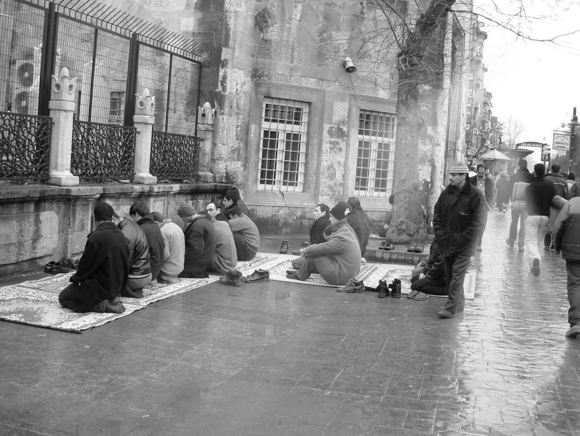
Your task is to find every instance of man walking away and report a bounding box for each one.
[433,163,486,319]
[524,163,556,276]
[469,164,493,251]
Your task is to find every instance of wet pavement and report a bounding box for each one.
[1,210,580,435]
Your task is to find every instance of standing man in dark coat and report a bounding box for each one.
[130,200,165,285]
[177,203,216,277]
[58,201,129,313]
[433,163,486,319]
[525,163,556,276]
[469,164,493,251]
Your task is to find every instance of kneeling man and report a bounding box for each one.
[59,201,129,313]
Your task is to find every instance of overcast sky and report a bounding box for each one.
[474,0,580,145]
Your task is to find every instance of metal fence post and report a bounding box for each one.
[48,68,79,186]
[124,33,139,127]
[133,88,157,184]
[39,2,58,116]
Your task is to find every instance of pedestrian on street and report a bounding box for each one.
[552,197,580,338]
[506,179,529,251]
[433,162,486,319]
[469,164,493,251]
[524,163,556,276]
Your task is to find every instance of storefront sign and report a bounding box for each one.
[553,132,570,151]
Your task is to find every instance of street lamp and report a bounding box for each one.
[569,107,580,174]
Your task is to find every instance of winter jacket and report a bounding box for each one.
[228,214,260,256]
[70,222,129,304]
[137,215,165,281]
[545,173,569,199]
[181,215,216,277]
[210,219,237,274]
[302,221,361,285]
[159,220,185,278]
[525,177,556,217]
[346,208,371,256]
[433,180,486,258]
[569,180,580,199]
[554,197,580,261]
[118,218,151,278]
[310,215,331,245]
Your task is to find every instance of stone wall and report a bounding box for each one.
[0,183,230,276]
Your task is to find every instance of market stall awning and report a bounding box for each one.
[479,149,512,161]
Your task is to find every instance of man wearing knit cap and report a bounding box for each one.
[433,162,486,319]
[288,201,361,285]
[177,203,216,278]
[152,211,185,283]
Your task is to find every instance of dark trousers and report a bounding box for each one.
[59,283,101,313]
[442,252,471,314]
[410,276,446,295]
[566,261,580,326]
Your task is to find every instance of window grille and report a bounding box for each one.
[354,110,396,198]
[109,91,125,123]
[258,97,308,192]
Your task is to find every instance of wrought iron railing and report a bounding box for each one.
[151,131,199,182]
[71,120,135,183]
[0,111,52,184]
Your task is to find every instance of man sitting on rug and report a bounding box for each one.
[129,201,165,286]
[117,213,152,298]
[177,203,216,278]
[58,201,129,313]
[408,242,446,300]
[228,206,260,261]
[206,202,238,274]
[288,201,361,286]
[152,212,185,283]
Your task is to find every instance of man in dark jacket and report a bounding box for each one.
[433,162,486,318]
[553,197,580,338]
[177,203,216,277]
[118,216,151,297]
[544,163,569,249]
[525,163,556,275]
[469,164,493,251]
[58,201,129,313]
[346,196,371,258]
[130,201,165,285]
[223,187,251,220]
[310,203,331,245]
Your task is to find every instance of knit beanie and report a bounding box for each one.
[330,201,348,220]
[177,203,196,217]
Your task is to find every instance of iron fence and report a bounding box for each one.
[0,110,51,183]
[151,131,199,182]
[71,120,135,183]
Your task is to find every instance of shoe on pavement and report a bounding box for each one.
[389,278,402,298]
[243,269,270,283]
[279,240,289,254]
[413,291,429,301]
[506,238,514,248]
[336,279,365,293]
[377,279,389,298]
[437,309,454,319]
[531,258,540,276]
[566,324,580,339]
[219,271,242,287]
[407,290,419,299]
[378,241,394,251]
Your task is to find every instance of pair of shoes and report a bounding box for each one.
[506,238,514,248]
[44,261,74,274]
[565,324,580,339]
[388,279,402,298]
[279,240,289,254]
[292,242,310,255]
[531,258,540,276]
[219,270,243,287]
[407,290,429,301]
[286,271,302,281]
[437,309,454,319]
[336,279,365,293]
[407,245,424,253]
[378,241,394,251]
[243,269,270,283]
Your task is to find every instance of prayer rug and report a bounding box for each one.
[0,253,289,333]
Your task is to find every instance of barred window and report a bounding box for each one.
[109,91,125,123]
[258,98,308,192]
[354,110,396,198]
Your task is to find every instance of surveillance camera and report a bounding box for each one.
[344,57,356,73]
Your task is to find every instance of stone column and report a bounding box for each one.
[197,101,215,182]
[133,88,157,184]
[48,68,79,186]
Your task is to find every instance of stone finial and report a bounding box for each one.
[51,68,78,101]
[198,101,215,125]
[135,88,155,116]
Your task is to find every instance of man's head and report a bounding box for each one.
[94,201,117,224]
[223,188,240,209]
[551,164,561,174]
[313,203,330,220]
[129,200,150,220]
[206,202,220,220]
[329,201,348,224]
[151,211,165,224]
[476,164,486,178]
[534,163,546,178]
[228,205,243,219]
[518,158,527,170]
[347,197,362,212]
[177,203,197,223]
[448,162,469,188]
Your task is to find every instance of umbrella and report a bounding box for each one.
[479,149,511,161]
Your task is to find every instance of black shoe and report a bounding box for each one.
[389,279,402,298]
[336,279,365,293]
[531,258,540,276]
[279,240,289,254]
[377,279,389,298]
[243,269,270,283]
[378,242,394,251]
[219,271,242,287]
